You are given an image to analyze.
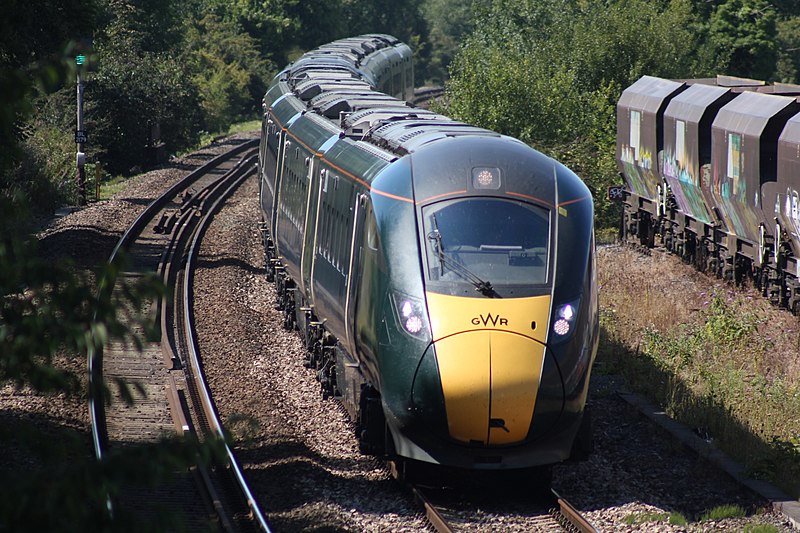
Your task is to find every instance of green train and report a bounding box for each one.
[258,35,598,473]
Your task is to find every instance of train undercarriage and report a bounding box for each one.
[619,190,800,315]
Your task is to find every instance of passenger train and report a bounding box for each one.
[258,34,598,473]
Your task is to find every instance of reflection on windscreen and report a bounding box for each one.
[423,198,550,286]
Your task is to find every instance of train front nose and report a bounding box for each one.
[423,330,545,445]
[417,293,553,446]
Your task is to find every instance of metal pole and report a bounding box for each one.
[77,65,86,206]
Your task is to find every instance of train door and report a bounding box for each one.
[260,116,281,223]
[272,134,291,258]
[300,156,320,297]
[344,193,367,357]
[309,168,329,307]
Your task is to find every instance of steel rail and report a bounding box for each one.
[182,153,272,532]
[89,139,259,460]
[411,485,454,533]
[552,489,598,533]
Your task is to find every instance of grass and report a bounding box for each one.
[195,119,261,150]
[598,245,800,499]
[744,525,783,533]
[623,511,687,525]
[700,504,746,521]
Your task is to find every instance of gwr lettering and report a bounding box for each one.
[471,313,508,327]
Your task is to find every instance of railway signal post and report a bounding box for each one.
[76,53,87,206]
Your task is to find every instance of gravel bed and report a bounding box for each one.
[191,175,795,531]
[193,176,426,531]
[12,134,797,531]
[2,135,257,463]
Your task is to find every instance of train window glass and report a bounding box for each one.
[392,72,401,95]
[422,198,549,287]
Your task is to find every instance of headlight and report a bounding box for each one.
[392,292,429,339]
[551,298,580,342]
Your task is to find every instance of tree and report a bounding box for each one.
[708,0,778,80]
[184,13,271,132]
[88,0,202,174]
[0,0,99,201]
[421,0,484,85]
[441,0,719,229]
[776,15,800,83]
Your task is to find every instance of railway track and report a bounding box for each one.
[414,486,596,532]
[388,461,597,532]
[88,139,270,531]
[412,86,444,108]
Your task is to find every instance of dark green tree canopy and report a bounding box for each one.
[708,0,779,80]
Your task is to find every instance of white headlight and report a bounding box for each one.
[552,298,580,340]
[393,293,429,339]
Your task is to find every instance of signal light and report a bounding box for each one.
[76,54,86,66]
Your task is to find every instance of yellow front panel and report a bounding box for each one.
[488,333,545,444]
[434,332,490,443]
[426,293,551,344]
[426,293,551,446]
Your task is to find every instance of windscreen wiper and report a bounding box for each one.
[427,214,498,297]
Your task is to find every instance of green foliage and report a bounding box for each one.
[89,44,201,174]
[668,512,689,526]
[707,0,779,80]
[341,0,430,80]
[421,0,480,84]
[624,511,669,524]
[744,524,782,533]
[601,286,800,497]
[0,428,227,532]
[776,16,800,83]
[700,504,746,521]
[623,510,687,525]
[703,295,759,348]
[0,210,160,393]
[202,0,301,66]
[10,88,82,209]
[441,0,717,229]
[184,14,270,132]
[0,197,231,530]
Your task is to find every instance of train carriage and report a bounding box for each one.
[259,35,599,473]
[617,74,800,311]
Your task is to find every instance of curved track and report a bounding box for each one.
[88,139,270,531]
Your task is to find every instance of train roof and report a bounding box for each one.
[665,83,735,123]
[780,113,800,145]
[684,75,765,88]
[713,91,799,138]
[270,34,522,158]
[341,108,442,135]
[618,75,685,113]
